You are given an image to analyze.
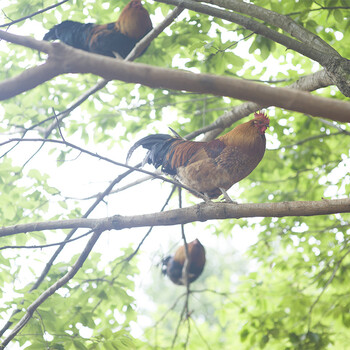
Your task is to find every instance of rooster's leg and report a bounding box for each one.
[112,52,123,59]
[203,193,211,203]
[219,188,237,203]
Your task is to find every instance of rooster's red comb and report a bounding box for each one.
[254,111,269,124]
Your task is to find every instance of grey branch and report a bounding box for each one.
[1,198,349,238]
[155,0,350,96]
[196,69,333,141]
[155,0,331,64]
[0,229,103,348]
[0,34,349,122]
[203,0,338,56]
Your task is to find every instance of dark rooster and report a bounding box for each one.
[162,239,206,285]
[127,112,269,201]
[43,0,152,58]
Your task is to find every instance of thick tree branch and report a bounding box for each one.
[189,69,334,141]
[0,30,51,53]
[1,199,349,238]
[203,0,338,55]
[156,0,350,97]
[156,0,330,64]
[0,56,61,99]
[0,35,349,122]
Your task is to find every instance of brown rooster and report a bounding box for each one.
[162,239,206,286]
[43,0,152,58]
[127,112,269,201]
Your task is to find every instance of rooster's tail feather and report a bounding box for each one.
[126,134,179,172]
[43,21,94,51]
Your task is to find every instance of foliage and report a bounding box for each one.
[0,0,350,349]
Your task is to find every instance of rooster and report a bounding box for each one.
[127,112,269,201]
[162,239,206,285]
[43,0,153,58]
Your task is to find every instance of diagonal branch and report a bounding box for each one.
[203,0,338,55]
[0,0,69,28]
[0,168,136,338]
[0,229,104,349]
[155,0,331,64]
[42,80,108,138]
[307,246,350,331]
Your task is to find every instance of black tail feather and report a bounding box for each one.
[43,20,94,52]
[126,134,178,170]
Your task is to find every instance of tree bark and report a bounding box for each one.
[0,33,349,122]
[1,198,349,238]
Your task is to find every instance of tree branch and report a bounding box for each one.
[0,35,349,122]
[0,0,69,28]
[0,229,103,348]
[155,0,330,64]
[189,69,334,141]
[1,198,349,238]
[203,0,338,55]
[155,0,350,97]
[0,230,93,251]
[0,168,139,340]
[0,29,51,53]
[42,80,108,139]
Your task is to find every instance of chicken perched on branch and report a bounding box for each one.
[43,0,152,58]
[127,112,269,201]
[162,239,206,285]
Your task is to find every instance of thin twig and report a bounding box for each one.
[192,318,213,350]
[171,188,192,348]
[65,174,157,201]
[0,137,206,199]
[0,229,104,348]
[0,169,135,337]
[0,0,69,28]
[0,230,93,251]
[153,291,188,327]
[273,131,348,151]
[307,246,350,331]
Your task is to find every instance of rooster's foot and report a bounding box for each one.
[219,188,237,204]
